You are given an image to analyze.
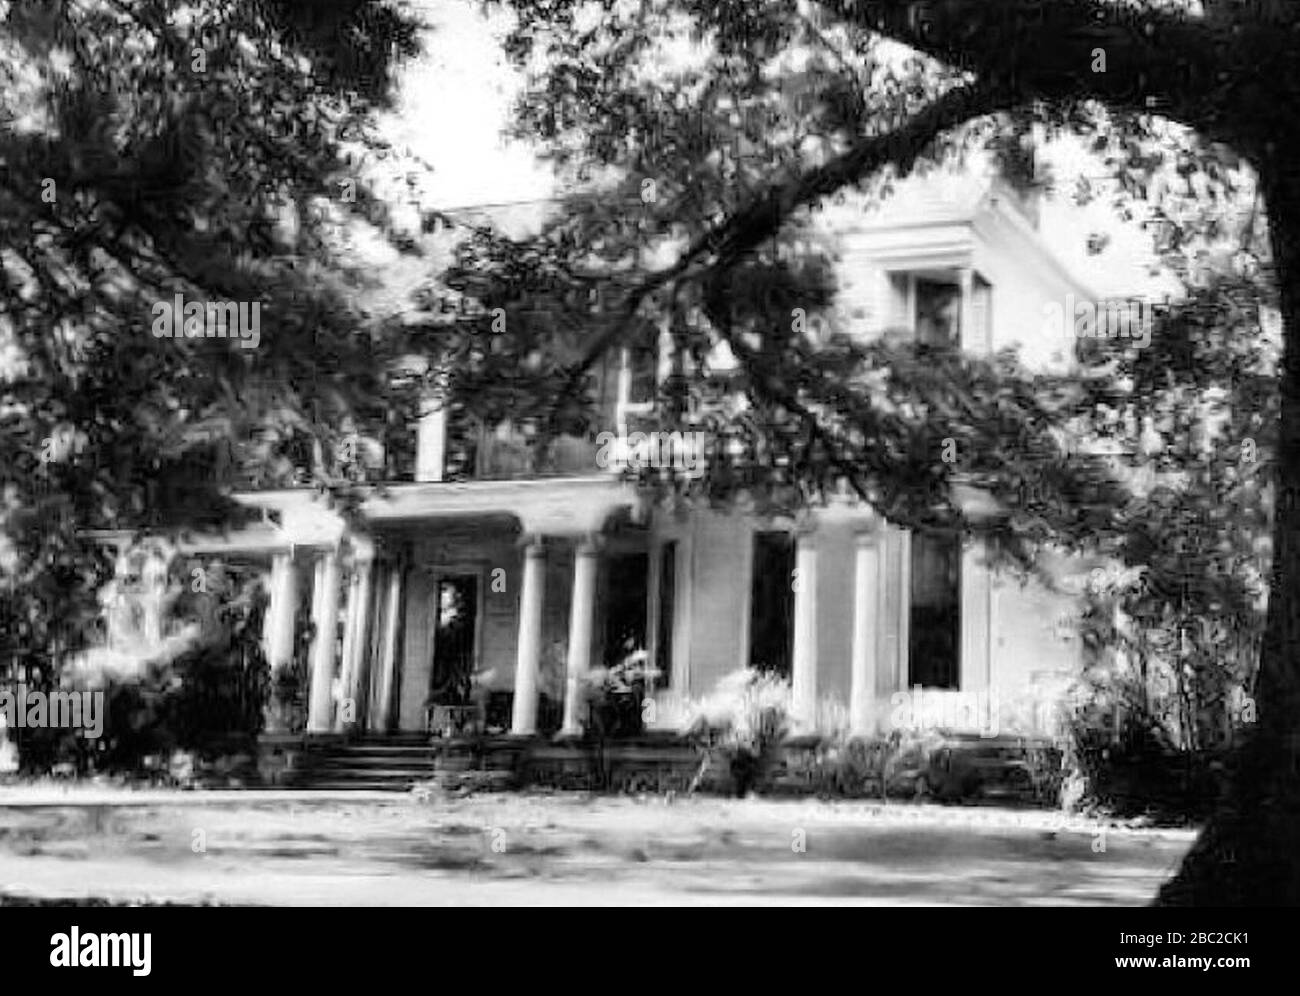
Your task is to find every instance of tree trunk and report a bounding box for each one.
[1156,150,1300,905]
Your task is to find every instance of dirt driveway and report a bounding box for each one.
[0,788,1195,906]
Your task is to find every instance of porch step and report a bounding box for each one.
[350,734,433,746]
[294,779,419,792]
[281,734,703,793]
[288,738,441,790]
[313,748,435,761]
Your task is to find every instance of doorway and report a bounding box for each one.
[749,531,795,677]
[603,552,649,667]
[427,573,480,705]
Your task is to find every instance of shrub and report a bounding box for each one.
[811,728,947,798]
[20,556,270,779]
[680,668,791,796]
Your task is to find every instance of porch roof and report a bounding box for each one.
[239,475,644,538]
[83,477,644,558]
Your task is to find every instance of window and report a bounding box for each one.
[749,531,795,677]
[654,541,677,688]
[908,532,960,689]
[105,548,169,650]
[914,278,961,349]
[614,330,660,428]
[626,344,658,406]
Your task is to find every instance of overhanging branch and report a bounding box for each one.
[820,0,1245,146]
[566,81,1012,383]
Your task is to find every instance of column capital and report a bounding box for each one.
[517,533,549,554]
[852,522,881,546]
[792,523,821,547]
[791,508,822,537]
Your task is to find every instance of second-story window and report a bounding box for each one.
[615,337,659,428]
[625,344,658,405]
[915,278,961,350]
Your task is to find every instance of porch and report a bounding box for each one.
[252,476,648,739]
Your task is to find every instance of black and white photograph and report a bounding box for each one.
[0,0,1293,951]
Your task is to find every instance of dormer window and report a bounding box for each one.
[915,278,961,349]
[886,269,992,353]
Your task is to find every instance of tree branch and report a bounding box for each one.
[819,0,1248,147]
[566,81,1012,383]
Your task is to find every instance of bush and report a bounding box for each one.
[16,556,270,780]
[680,668,791,796]
[1060,669,1227,819]
[796,728,946,799]
[773,726,1062,805]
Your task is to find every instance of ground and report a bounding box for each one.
[0,787,1195,906]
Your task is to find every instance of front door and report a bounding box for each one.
[603,552,649,667]
[428,574,479,706]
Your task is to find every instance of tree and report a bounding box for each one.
[1077,275,1273,756]
[469,0,1300,904]
[0,1,423,690]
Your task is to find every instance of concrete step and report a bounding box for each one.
[306,764,434,780]
[308,749,435,762]
[301,770,438,781]
[295,779,416,792]
[293,765,428,780]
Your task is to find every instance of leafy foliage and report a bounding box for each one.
[0,0,424,678]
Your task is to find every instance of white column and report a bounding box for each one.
[511,536,547,735]
[335,568,361,727]
[894,526,912,691]
[336,554,374,732]
[369,563,404,733]
[849,528,881,736]
[791,529,819,730]
[561,536,599,736]
[262,551,298,673]
[961,540,991,697]
[958,266,976,353]
[262,552,298,733]
[415,380,447,483]
[307,550,341,734]
[141,551,166,646]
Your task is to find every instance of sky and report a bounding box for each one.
[378,0,555,211]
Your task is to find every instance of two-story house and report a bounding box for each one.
[95,170,1103,744]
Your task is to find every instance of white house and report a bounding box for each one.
[96,171,1108,743]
